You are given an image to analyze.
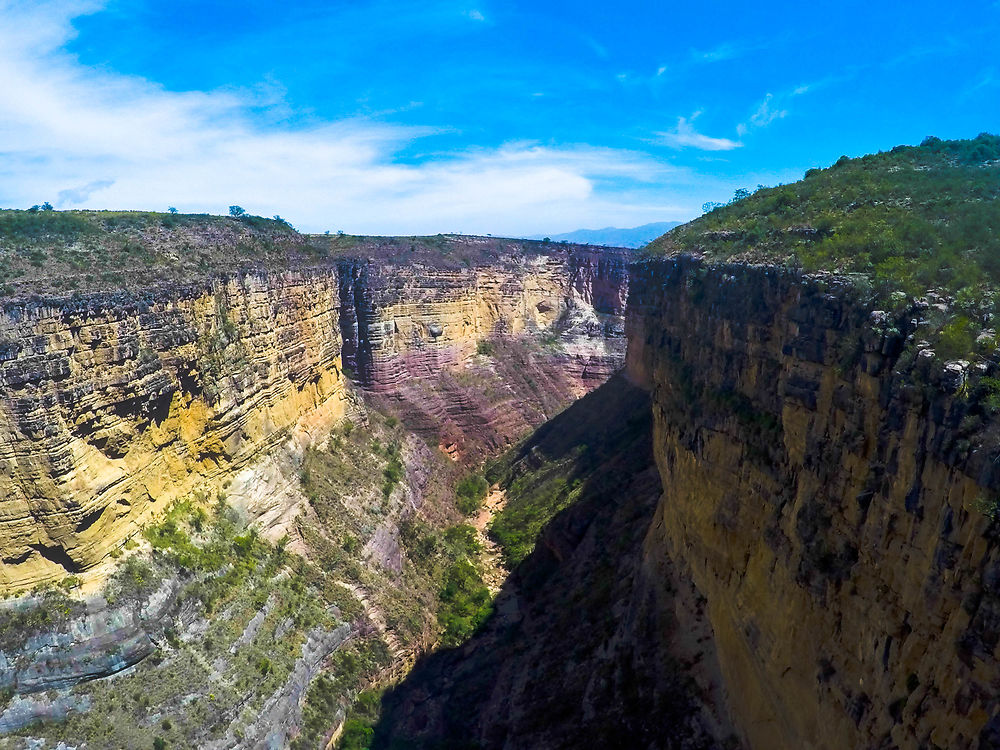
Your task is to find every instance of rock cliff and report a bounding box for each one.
[0,236,630,591]
[627,257,1000,749]
[377,253,1000,750]
[337,244,630,458]
[0,272,349,589]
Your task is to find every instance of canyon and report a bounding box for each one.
[1,136,1000,749]
[0,236,629,590]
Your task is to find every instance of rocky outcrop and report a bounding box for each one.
[338,246,630,458]
[0,272,350,589]
[627,257,1000,749]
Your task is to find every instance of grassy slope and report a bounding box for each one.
[648,133,1000,298]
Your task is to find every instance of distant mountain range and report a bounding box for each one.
[528,221,682,248]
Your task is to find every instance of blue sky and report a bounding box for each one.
[0,0,997,235]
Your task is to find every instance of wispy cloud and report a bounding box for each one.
[736,92,788,136]
[690,42,744,63]
[961,67,999,99]
[734,84,815,137]
[56,179,115,206]
[657,113,741,151]
[0,0,705,235]
[464,8,486,22]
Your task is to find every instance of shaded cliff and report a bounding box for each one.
[627,257,1000,749]
[372,255,1000,750]
[372,137,1000,750]
[375,374,737,750]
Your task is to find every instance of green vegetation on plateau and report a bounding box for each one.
[648,133,1000,298]
[0,208,605,298]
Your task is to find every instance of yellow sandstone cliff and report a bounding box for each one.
[0,271,349,589]
[628,257,1000,749]
[0,239,631,591]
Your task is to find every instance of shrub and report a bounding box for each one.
[438,559,491,646]
[382,443,404,499]
[339,719,374,749]
[936,316,977,360]
[455,474,489,515]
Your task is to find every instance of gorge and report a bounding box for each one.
[2,134,1000,749]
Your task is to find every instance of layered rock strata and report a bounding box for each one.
[0,242,630,589]
[0,271,349,589]
[627,257,1000,749]
[338,246,630,458]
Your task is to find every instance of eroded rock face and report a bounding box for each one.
[338,247,631,458]
[339,247,629,389]
[0,271,350,589]
[0,244,631,590]
[627,257,1000,749]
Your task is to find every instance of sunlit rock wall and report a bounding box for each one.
[0,272,349,589]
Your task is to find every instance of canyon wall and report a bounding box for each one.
[627,257,1000,749]
[374,374,737,750]
[337,245,630,459]
[0,243,630,590]
[0,271,350,589]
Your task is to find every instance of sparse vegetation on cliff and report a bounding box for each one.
[648,133,1000,300]
[455,473,489,515]
[3,491,370,749]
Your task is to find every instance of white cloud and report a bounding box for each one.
[735,93,788,138]
[464,8,485,21]
[0,0,720,235]
[691,43,741,63]
[656,114,742,152]
[749,93,787,128]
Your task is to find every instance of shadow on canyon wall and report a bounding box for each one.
[372,373,738,750]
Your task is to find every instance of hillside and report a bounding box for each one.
[648,133,1000,296]
[0,209,614,298]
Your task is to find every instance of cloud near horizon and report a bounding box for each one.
[657,115,742,151]
[0,0,718,236]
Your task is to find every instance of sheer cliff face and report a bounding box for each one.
[628,257,1000,749]
[0,272,350,589]
[338,247,630,458]
[0,246,630,590]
